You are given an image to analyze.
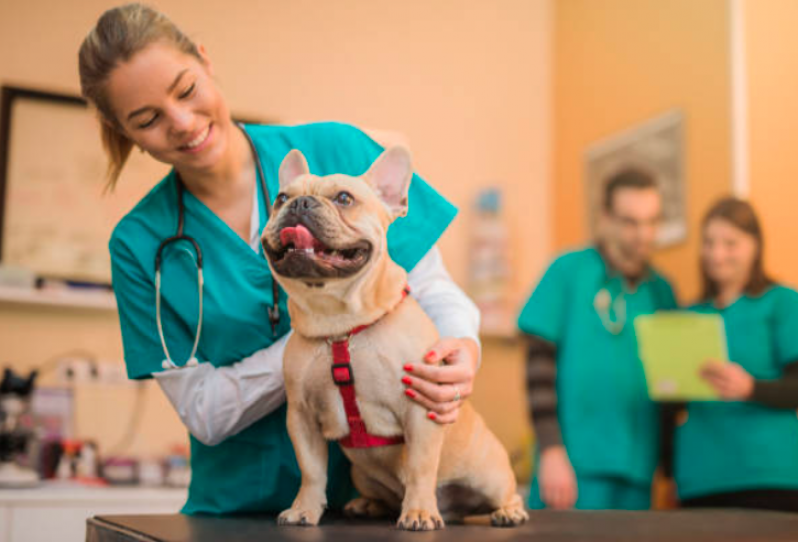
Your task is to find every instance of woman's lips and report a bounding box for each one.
[179,123,213,154]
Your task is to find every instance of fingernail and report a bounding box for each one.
[427,412,437,420]
[401,376,412,386]
[403,364,414,372]
[425,352,436,361]
[405,389,416,398]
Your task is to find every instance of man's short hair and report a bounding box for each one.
[603,168,658,212]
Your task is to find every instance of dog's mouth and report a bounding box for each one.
[265,223,372,279]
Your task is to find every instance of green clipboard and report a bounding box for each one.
[634,312,728,401]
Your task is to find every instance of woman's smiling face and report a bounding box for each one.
[105,41,233,173]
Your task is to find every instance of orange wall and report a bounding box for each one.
[553,0,733,302]
[746,0,798,289]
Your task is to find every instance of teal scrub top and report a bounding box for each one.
[517,246,677,486]
[109,122,458,515]
[675,285,798,500]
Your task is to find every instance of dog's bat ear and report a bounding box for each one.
[365,146,413,219]
[278,149,310,190]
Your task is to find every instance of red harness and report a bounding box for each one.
[329,286,410,449]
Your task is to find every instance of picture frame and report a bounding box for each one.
[584,109,687,247]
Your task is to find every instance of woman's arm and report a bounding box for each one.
[158,245,480,439]
[154,333,290,446]
[402,246,482,424]
[750,361,798,409]
[701,359,798,409]
[407,246,481,356]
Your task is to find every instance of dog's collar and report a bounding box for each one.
[325,285,411,343]
[328,285,410,449]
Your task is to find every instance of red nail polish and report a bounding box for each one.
[425,352,436,361]
[401,376,412,386]
[403,364,414,372]
[405,389,416,398]
[428,412,437,420]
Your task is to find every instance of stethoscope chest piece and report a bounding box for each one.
[594,286,626,335]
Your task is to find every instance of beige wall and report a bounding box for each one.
[0,0,551,461]
[745,0,798,289]
[553,0,733,303]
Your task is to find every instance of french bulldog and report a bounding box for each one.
[261,146,528,531]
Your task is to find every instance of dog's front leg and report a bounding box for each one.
[397,410,445,531]
[278,404,328,527]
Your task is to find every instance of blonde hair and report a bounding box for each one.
[78,3,201,190]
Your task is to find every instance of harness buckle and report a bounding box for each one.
[331,363,354,385]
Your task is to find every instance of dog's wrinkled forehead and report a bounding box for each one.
[282,173,378,201]
[276,147,413,221]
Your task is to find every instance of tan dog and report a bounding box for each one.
[261,147,528,531]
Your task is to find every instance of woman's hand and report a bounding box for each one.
[401,337,479,424]
[539,445,578,510]
[700,359,754,400]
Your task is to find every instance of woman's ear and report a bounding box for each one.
[100,113,127,139]
[197,43,214,76]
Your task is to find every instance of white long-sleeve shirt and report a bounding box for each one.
[154,184,480,446]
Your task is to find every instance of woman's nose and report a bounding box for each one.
[168,106,194,135]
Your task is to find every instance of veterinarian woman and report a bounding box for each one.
[670,198,798,512]
[79,4,481,515]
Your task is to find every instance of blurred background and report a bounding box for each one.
[0,0,796,530]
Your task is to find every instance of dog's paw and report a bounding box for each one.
[489,500,529,528]
[277,506,323,527]
[396,509,445,531]
[344,497,390,519]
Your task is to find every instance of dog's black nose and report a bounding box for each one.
[289,196,320,215]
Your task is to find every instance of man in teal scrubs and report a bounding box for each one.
[518,169,677,510]
[110,122,458,514]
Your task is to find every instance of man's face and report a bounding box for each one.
[603,187,663,269]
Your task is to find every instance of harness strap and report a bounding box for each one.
[329,286,410,448]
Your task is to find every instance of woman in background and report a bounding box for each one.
[672,197,798,512]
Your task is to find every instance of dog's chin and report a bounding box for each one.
[265,238,373,280]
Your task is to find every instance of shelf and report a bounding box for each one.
[0,480,186,504]
[0,286,117,311]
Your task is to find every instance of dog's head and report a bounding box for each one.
[262,146,412,287]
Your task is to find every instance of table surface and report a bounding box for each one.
[86,510,798,542]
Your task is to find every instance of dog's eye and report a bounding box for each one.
[333,191,355,207]
[274,193,289,208]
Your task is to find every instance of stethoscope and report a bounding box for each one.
[154,123,281,371]
[593,285,627,335]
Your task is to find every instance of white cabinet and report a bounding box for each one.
[0,482,186,542]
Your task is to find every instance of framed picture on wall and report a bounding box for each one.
[584,109,686,247]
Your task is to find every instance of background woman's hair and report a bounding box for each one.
[78,3,201,190]
[700,196,774,301]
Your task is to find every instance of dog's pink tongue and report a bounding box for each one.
[280,224,315,250]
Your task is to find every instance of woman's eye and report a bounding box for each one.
[179,83,196,99]
[333,191,354,207]
[275,193,289,207]
[138,114,158,129]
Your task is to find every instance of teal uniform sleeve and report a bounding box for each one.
[517,256,571,344]
[304,123,458,272]
[774,287,798,367]
[110,230,193,380]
